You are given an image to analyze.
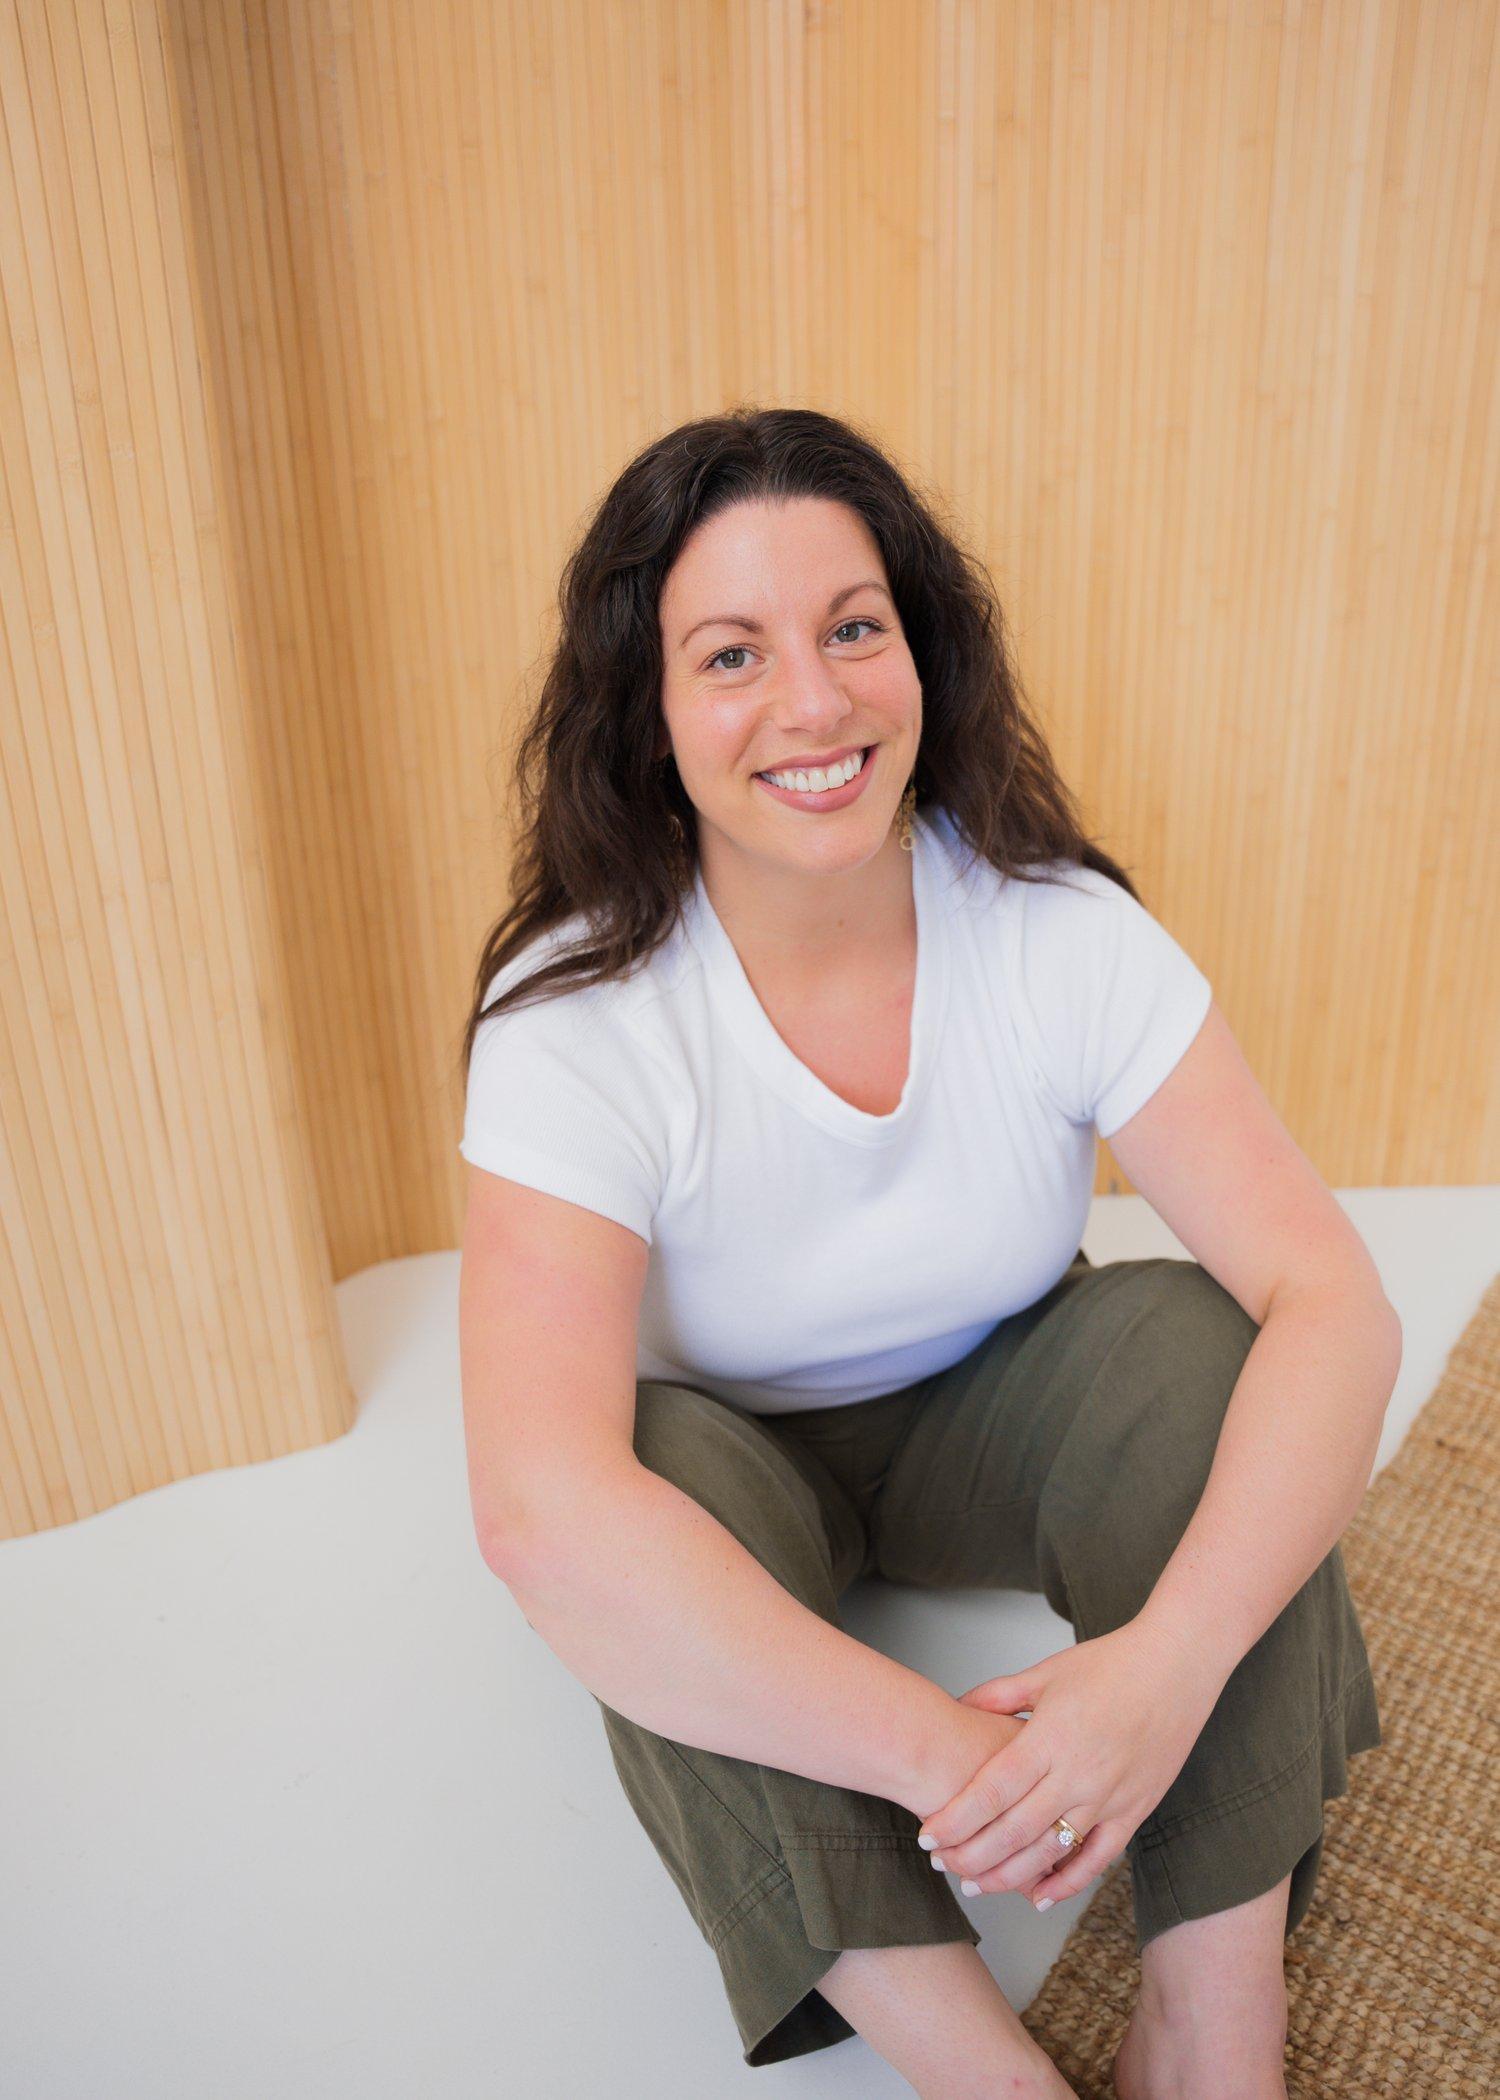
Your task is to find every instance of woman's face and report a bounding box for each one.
[656,496,922,881]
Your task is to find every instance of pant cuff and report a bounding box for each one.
[712,1834,982,2067]
[1129,1663,1383,1955]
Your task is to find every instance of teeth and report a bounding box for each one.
[759,748,866,794]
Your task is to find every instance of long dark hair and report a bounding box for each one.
[456,405,1140,1086]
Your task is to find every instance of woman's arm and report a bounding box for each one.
[1135,1279,1401,1673]
[465,1166,1010,1821]
[1105,1001,1403,1676]
[493,1458,1015,1818]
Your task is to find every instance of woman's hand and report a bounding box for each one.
[916,1616,1230,1910]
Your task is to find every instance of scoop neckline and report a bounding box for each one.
[683,809,951,1145]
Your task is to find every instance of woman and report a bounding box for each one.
[456,408,1395,2096]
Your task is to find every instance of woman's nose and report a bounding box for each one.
[763,664,857,725]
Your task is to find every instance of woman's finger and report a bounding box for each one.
[918,1733,1050,1852]
[954,1816,1089,1898]
[1026,1818,1122,1907]
[927,1783,1085,1880]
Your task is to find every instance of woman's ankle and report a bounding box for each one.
[1136,1877,1292,2036]
[816,1941,1076,2097]
[1125,1965,1288,2100]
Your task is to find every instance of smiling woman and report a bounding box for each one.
[454,404,1146,1089]
[652,494,927,968]
[455,406,1390,2086]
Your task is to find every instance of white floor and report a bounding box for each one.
[4,1187,1496,2100]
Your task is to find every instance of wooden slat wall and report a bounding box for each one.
[0,0,353,1541]
[2,0,1494,1536]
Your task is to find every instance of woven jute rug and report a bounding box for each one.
[1021,1271,1499,2098]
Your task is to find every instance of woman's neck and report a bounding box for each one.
[698,823,916,984]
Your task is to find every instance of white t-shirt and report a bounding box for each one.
[459,806,1212,1415]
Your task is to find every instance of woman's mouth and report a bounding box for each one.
[753,745,876,810]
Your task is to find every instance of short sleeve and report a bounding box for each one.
[1015,864,1213,1139]
[459,974,666,1244]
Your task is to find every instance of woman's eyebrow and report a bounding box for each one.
[678,580,892,652]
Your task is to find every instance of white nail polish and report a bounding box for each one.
[1035,1897,1054,1912]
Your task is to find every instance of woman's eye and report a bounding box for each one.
[704,618,884,674]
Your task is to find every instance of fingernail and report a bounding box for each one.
[929,1854,946,1871]
[960,1878,982,1896]
[1035,1897,1054,1912]
[917,1834,937,1850]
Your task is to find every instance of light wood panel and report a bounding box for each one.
[0,0,351,1540]
[2,0,1494,1534]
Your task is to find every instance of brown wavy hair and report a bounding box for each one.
[456,404,1140,1086]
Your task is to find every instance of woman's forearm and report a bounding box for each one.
[1137,1281,1401,1677]
[490,1458,997,1815]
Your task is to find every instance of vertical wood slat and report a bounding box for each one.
[0,0,348,1539]
[1,0,1493,1536]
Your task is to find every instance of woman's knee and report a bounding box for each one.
[1152,1256,1260,1388]
[1039,1259,1261,1619]
[630,1382,758,1525]
[631,1379,720,1474]
[1099,1257,1259,1448]
[631,1380,840,1601]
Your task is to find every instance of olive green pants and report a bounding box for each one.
[594,1252,1383,2067]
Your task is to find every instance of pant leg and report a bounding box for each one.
[871,1256,1384,1955]
[595,1379,981,2068]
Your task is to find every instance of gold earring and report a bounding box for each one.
[895,780,917,852]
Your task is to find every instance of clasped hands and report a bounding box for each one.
[912,1614,1230,1911]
